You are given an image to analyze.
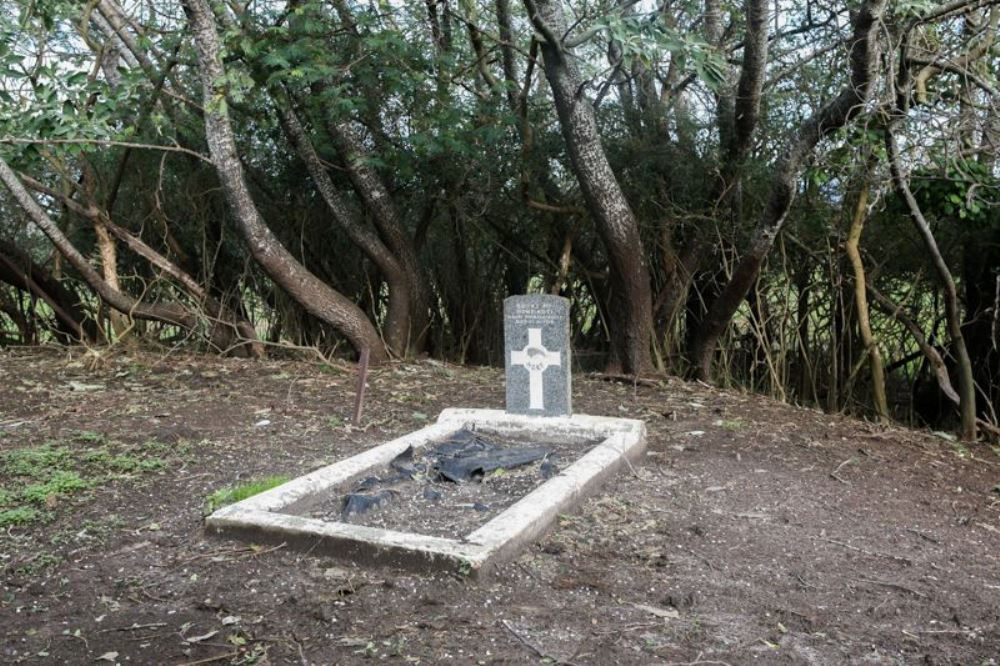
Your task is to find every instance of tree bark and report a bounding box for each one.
[524,0,654,373]
[885,128,976,440]
[18,173,262,356]
[183,0,386,361]
[0,157,197,331]
[275,100,414,356]
[320,116,432,354]
[93,219,130,337]
[689,0,887,380]
[0,239,93,344]
[844,176,889,421]
[869,286,960,405]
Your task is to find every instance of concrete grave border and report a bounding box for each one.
[205,408,646,578]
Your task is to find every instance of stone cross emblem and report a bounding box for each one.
[510,328,561,410]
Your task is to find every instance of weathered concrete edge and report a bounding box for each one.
[466,426,646,575]
[206,409,646,578]
[208,420,459,519]
[437,408,643,438]
[467,427,645,548]
[207,508,490,575]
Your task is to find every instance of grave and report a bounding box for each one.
[205,294,646,578]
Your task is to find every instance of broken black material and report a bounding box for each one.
[341,490,396,519]
[435,445,552,482]
[540,459,558,479]
[336,429,556,519]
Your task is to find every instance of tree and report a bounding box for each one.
[182,0,386,362]
[525,0,654,373]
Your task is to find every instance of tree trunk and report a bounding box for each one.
[844,176,889,421]
[19,173,263,357]
[885,128,976,440]
[183,0,385,362]
[275,100,414,356]
[869,286,961,406]
[0,240,94,344]
[93,221,130,338]
[689,0,887,380]
[524,0,654,373]
[320,117,432,355]
[0,157,198,331]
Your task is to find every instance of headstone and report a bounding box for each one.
[504,295,572,416]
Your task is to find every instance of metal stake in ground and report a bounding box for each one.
[352,348,370,426]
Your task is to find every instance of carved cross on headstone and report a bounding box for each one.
[510,328,561,410]
[504,295,572,416]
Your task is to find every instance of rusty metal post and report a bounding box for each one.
[352,348,370,426]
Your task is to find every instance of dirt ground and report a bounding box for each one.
[1,348,999,665]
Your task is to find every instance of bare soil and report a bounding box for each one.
[1,348,999,665]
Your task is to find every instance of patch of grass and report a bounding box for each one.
[21,470,92,504]
[1,436,178,530]
[15,552,61,576]
[204,476,291,515]
[105,454,167,473]
[4,443,72,478]
[0,506,45,528]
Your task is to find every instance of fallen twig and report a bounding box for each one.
[830,457,855,485]
[905,528,940,544]
[857,577,928,598]
[816,537,913,565]
[99,622,168,634]
[663,655,732,666]
[594,372,665,388]
[174,651,240,666]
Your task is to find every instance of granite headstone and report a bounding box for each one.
[504,295,571,416]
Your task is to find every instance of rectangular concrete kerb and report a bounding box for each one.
[205,409,646,578]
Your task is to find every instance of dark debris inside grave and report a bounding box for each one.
[342,429,553,519]
[311,429,591,539]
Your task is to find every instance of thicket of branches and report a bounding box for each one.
[0,0,997,439]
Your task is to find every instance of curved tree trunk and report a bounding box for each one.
[18,173,263,357]
[0,239,94,344]
[321,117,432,355]
[524,0,654,373]
[844,176,889,421]
[183,0,386,362]
[275,101,414,357]
[885,129,976,441]
[689,0,887,380]
[0,157,198,331]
